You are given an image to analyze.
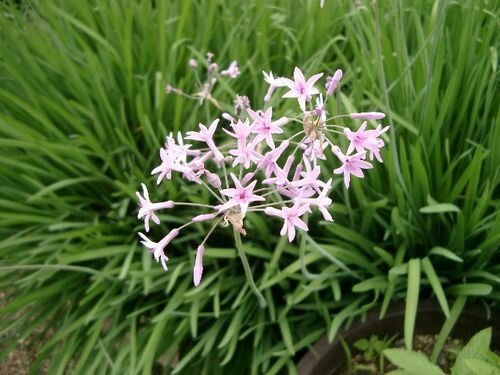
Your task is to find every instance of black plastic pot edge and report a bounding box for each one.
[297,300,500,375]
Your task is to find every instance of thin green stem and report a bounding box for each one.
[299,214,322,280]
[233,230,267,308]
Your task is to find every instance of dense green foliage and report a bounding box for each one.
[0,0,498,373]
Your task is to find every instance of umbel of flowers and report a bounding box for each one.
[137,53,389,307]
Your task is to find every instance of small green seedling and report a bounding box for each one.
[383,327,499,375]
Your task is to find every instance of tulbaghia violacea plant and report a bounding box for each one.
[137,53,389,307]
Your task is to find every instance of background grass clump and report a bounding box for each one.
[0,0,499,374]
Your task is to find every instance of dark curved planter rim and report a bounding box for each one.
[297,300,500,375]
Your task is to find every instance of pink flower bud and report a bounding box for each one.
[205,170,221,188]
[192,213,217,222]
[188,59,198,69]
[241,172,255,186]
[193,245,205,287]
[222,113,234,122]
[349,112,386,120]
[208,63,218,73]
[326,69,342,96]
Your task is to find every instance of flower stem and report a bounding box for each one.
[233,230,267,308]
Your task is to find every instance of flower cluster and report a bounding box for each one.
[137,55,389,289]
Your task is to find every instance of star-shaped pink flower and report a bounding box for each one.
[221,61,240,78]
[344,122,389,162]
[247,107,288,148]
[282,67,323,112]
[300,178,334,222]
[136,183,174,232]
[257,140,289,178]
[218,173,265,214]
[139,229,179,271]
[262,71,287,102]
[186,119,224,163]
[264,200,309,242]
[333,148,373,189]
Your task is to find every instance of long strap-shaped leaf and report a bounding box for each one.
[405,258,421,350]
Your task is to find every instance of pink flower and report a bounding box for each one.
[219,173,265,214]
[333,148,373,189]
[224,120,261,168]
[166,132,195,157]
[264,154,295,186]
[301,138,327,161]
[263,71,287,102]
[257,140,289,177]
[314,94,328,120]
[301,178,333,222]
[282,67,323,112]
[264,200,309,242]
[193,245,205,286]
[151,133,195,184]
[326,69,342,96]
[344,122,389,162]
[151,148,184,183]
[247,107,288,148]
[136,183,174,232]
[224,119,253,144]
[139,229,179,271]
[186,119,224,163]
[290,157,325,192]
[229,139,261,169]
[221,61,240,78]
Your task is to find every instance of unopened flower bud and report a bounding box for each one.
[222,113,234,122]
[326,69,343,96]
[188,59,198,69]
[349,112,385,120]
[192,213,217,222]
[234,95,250,117]
[241,172,255,186]
[205,170,222,189]
[208,63,219,73]
[193,245,205,286]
